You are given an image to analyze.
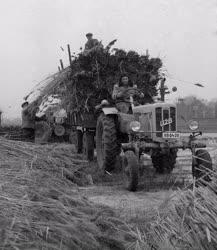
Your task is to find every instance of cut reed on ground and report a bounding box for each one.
[1,137,217,250]
[0,138,135,250]
[125,156,217,250]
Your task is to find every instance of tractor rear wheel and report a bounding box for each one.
[96,113,120,172]
[123,151,139,191]
[192,149,212,184]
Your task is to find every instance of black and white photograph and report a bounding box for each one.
[0,0,217,249]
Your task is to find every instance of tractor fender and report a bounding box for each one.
[102,107,118,115]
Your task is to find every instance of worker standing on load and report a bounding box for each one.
[112,74,144,113]
[84,33,99,50]
[83,33,103,55]
[21,102,35,139]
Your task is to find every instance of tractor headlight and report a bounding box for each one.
[101,99,109,105]
[188,120,199,131]
[129,121,141,132]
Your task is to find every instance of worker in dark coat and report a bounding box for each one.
[83,33,103,56]
[21,101,35,138]
[84,33,100,50]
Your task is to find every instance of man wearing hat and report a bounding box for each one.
[84,33,100,51]
[84,33,102,55]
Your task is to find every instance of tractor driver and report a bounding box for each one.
[112,74,144,113]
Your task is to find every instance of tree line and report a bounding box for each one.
[177,96,217,120]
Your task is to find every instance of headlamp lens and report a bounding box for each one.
[188,120,199,131]
[130,121,141,132]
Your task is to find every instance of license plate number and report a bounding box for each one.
[163,132,180,138]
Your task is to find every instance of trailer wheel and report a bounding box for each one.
[192,149,213,184]
[96,113,120,172]
[83,131,94,161]
[123,151,139,191]
[75,130,83,154]
[35,121,51,144]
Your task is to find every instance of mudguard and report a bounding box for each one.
[102,107,118,115]
[102,108,135,133]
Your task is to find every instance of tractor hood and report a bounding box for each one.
[133,102,176,113]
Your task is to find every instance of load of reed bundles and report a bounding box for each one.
[25,42,163,116]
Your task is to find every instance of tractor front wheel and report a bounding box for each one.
[123,151,139,191]
[192,149,212,184]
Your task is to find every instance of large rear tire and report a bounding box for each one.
[192,149,213,184]
[123,150,139,191]
[96,114,120,172]
[34,121,52,144]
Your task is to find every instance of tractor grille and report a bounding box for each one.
[155,107,176,137]
[163,109,170,132]
[156,107,162,137]
[170,107,176,131]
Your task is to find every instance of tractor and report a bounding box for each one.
[95,88,213,191]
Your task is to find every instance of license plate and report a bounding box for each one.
[163,132,180,139]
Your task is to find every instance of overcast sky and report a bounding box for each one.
[0,0,217,118]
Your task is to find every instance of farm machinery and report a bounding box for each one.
[79,88,213,191]
[19,40,212,190]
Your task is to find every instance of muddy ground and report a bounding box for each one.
[79,147,217,221]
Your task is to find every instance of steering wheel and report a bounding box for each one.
[124,87,144,97]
